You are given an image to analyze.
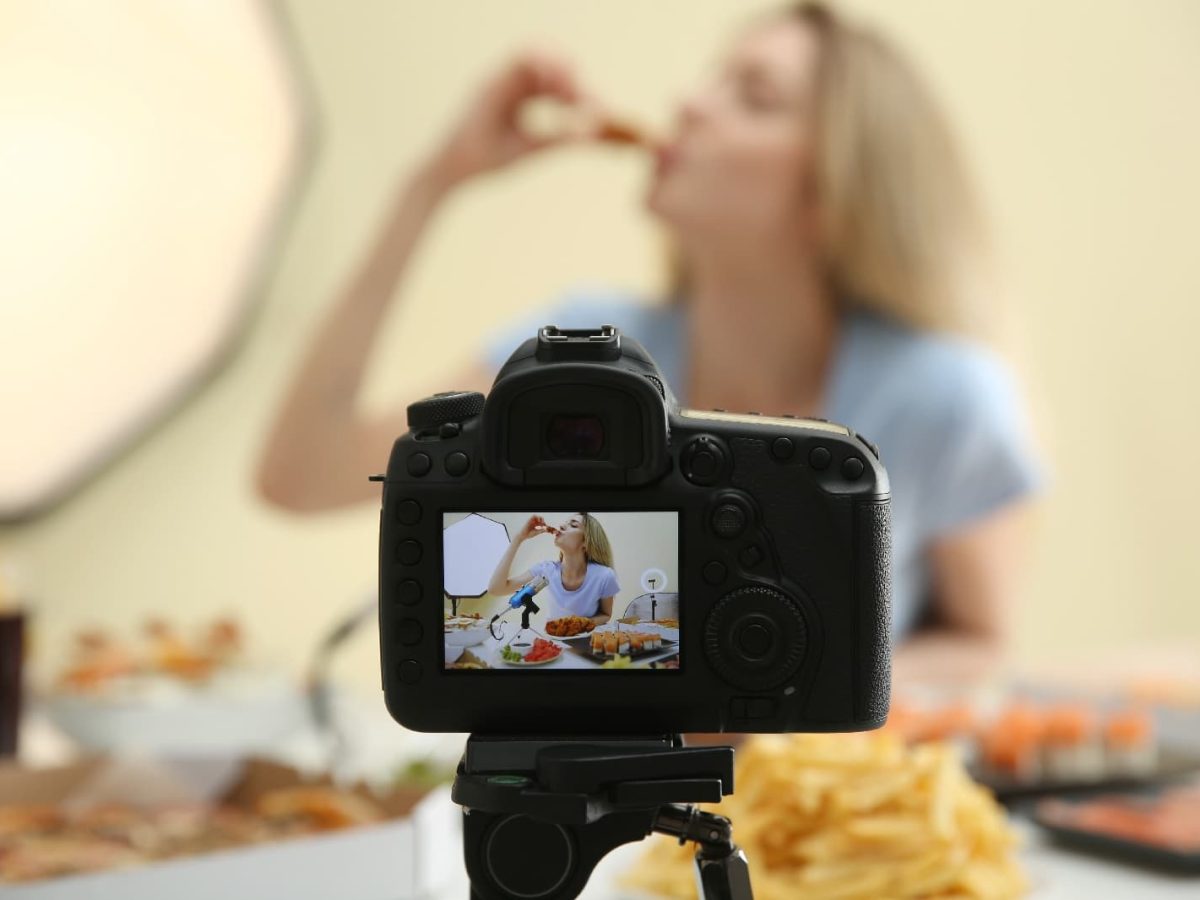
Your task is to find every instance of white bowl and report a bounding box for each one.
[444,624,490,647]
[41,669,307,754]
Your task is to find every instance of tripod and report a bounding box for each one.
[452,734,753,900]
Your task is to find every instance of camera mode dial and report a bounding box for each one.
[704,586,807,691]
[406,391,485,431]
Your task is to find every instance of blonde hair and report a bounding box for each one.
[565,512,614,568]
[671,3,994,338]
[796,2,991,336]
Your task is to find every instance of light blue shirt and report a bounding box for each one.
[485,288,1045,640]
[529,559,621,618]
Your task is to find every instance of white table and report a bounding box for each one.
[19,709,1198,899]
[452,624,679,670]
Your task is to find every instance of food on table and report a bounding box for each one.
[144,618,216,680]
[651,618,679,629]
[447,649,490,670]
[617,616,639,625]
[500,644,523,663]
[57,630,137,692]
[1038,784,1200,853]
[887,696,1161,787]
[521,638,562,663]
[0,786,388,884]
[601,654,632,669]
[980,702,1048,783]
[393,758,457,789]
[443,613,485,631]
[622,732,1025,900]
[500,639,562,664]
[545,616,596,637]
[203,618,243,663]
[590,630,662,657]
[1042,705,1105,781]
[56,617,247,694]
[1103,708,1157,775]
[256,787,382,831]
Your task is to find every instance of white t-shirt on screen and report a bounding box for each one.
[528,559,620,618]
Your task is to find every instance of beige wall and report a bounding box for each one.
[3,1,1198,693]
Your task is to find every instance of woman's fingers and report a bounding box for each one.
[430,48,596,187]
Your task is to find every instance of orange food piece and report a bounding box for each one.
[1104,708,1153,747]
[1043,705,1096,747]
[595,118,651,146]
[545,616,595,637]
[256,787,382,831]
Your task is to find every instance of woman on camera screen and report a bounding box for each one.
[488,514,618,627]
[259,3,1044,686]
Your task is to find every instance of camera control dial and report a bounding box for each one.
[704,586,807,691]
[406,391,485,431]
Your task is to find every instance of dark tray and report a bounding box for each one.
[1034,792,1200,875]
[558,634,677,664]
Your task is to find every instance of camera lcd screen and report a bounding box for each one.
[442,511,680,671]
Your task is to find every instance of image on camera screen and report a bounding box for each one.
[442,511,680,671]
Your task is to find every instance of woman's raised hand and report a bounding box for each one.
[517,515,550,541]
[426,50,587,192]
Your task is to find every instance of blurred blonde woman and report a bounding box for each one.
[488,513,618,626]
[260,3,1044,685]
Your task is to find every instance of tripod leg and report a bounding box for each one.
[695,845,753,900]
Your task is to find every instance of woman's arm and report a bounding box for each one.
[892,501,1036,687]
[257,167,487,512]
[257,53,588,512]
[590,596,613,626]
[486,516,546,595]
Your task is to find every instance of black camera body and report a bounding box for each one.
[378,325,891,734]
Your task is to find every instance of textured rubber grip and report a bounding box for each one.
[855,499,892,725]
[406,391,485,430]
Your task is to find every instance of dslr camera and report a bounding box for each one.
[378,325,891,734]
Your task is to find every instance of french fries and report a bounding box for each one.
[622,733,1025,899]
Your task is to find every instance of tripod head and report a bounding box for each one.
[453,734,753,900]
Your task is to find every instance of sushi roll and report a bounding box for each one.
[1042,705,1105,782]
[1104,708,1157,776]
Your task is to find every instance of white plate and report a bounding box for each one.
[501,653,562,667]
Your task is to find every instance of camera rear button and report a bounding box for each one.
[771,437,795,460]
[397,618,422,645]
[397,579,422,605]
[842,456,865,480]
[397,540,422,565]
[711,504,747,539]
[445,451,470,476]
[407,453,432,477]
[702,560,727,585]
[737,622,774,660]
[808,445,831,470]
[395,499,421,525]
[398,660,422,684]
